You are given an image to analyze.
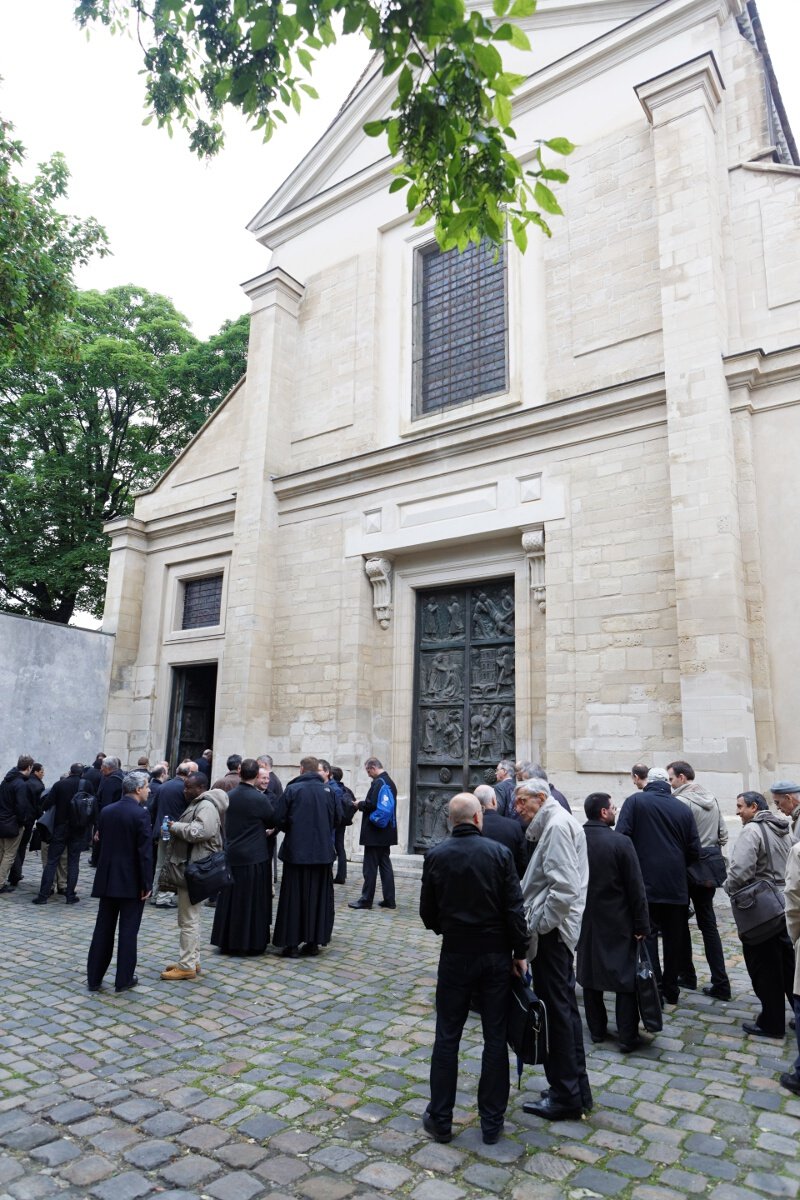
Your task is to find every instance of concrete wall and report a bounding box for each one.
[0,612,114,784]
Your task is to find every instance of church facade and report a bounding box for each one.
[101,0,800,847]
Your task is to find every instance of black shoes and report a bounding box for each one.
[281,946,300,959]
[333,878,346,885]
[0,884,15,894]
[780,1072,800,1096]
[87,983,103,993]
[677,974,697,991]
[115,976,138,994]
[378,901,397,909]
[422,1112,452,1143]
[742,1022,784,1039]
[31,896,48,905]
[65,895,80,905]
[523,1096,584,1122]
[589,1030,607,1044]
[300,943,320,956]
[482,1126,502,1144]
[348,900,372,910]
[702,984,731,1001]
[540,1087,593,1115]
[619,1037,643,1054]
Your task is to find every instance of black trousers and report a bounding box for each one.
[333,827,347,883]
[741,930,795,1036]
[429,949,512,1136]
[582,988,639,1046]
[87,897,144,990]
[531,931,592,1110]
[679,884,730,990]
[38,828,83,900]
[360,846,394,905]
[646,902,686,1003]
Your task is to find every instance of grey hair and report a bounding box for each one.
[517,761,548,781]
[103,756,121,771]
[257,754,274,769]
[516,778,551,800]
[497,760,515,776]
[474,784,496,809]
[122,770,149,795]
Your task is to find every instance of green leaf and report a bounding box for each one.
[493,0,511,13]
[509,0,538,16]
[251,21,270,51]
[544,137,576,155]
[299,83,318,98]
[493,94,512,128]
[538,167,569,183]
[509,24,531,50]
[472,41,503,78]
[511,218,528,253]
[397,64,413,101]
[184,7,195,34]
[388,177,407,193]
[534,180,562,214]
[493,22,514,40]
[363,120,387,137]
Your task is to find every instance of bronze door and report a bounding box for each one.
[411,579,515,850]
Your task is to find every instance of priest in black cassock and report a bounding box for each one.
[211,758,276,955]
[272,756,338,958]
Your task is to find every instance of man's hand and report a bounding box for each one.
[635,934,647,941]
[141,890,151,901]
[512,958,528,978]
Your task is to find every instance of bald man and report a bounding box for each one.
[419,792,528,1146]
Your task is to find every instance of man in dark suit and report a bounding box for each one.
[31,763,88,905]
[349,756,398,910]
[90,757,124,866]
[86,770,153,994]
[475,784,526,877]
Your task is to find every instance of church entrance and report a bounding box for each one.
[411,578,515,851]
[166,663,217,770]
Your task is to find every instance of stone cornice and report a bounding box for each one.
[725,344,800,403]
[273,372,667,505]
[635,51,725,126]
[242,266,305,315]
[104,499,237,545]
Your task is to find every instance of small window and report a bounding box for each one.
[182,576,223,630]
[413,240,508,418]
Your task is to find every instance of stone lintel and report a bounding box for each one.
[635,51,725,127]
[241,266,305,316]
[103,516,148,553]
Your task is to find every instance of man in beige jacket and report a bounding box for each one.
[780,841,800,1094]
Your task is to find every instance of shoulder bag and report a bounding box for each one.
[728,824,786,945]
[507,971,548,1087]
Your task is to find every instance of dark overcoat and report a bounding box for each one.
[358,771,398,848]
[273,772,337,864]
[92,796,153,899]
[225,782,276,867]
[481,809,526,878]
[615,780,701,905]
[576,820,650,992]
[97,769,124,814]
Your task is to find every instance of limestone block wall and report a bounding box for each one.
[730,166,800,353]
[0,613,113,781]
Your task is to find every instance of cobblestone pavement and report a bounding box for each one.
[1,866,799,1200]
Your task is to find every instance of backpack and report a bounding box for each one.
[368,781,396,829]
[69,790,97,831]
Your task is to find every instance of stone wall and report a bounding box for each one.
[0,612,113,783]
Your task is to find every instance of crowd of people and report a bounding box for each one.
[1,747,800,1148]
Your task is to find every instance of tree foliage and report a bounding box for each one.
[73,0,573,252]
[0,286,249,624]
[0,114,109,365]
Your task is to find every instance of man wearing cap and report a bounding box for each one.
[771,782,800,843]
[616,767,701,1006]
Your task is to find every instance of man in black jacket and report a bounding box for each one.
[420,793,527,1146]
[493,761,517,817]
[272,756,337,957]
[349,757,398,910]
[86,770,153,993]
[577,792,650,1051]
[475,784,526,877]
[0,756,34,892]
[90,757,124,866]
[8,762,45,887]
[616,766,701,1004]
[32,764,89,905]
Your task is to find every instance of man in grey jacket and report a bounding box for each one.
[517,779,591,1121]
[668,761,731,1000]
[771,782,800,843]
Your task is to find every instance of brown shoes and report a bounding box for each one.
[163,963,202,975]
[160,966,197,981]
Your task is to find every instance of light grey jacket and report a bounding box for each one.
[784,842,800,995]
[724,811,792,894]
[672,781,728,849]
[521,797,588,960]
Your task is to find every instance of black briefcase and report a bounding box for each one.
[507,972,548,1067]
[635,941,663,1033]
[184,850,233,905]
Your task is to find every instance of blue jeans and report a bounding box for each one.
[429,949,512,1136]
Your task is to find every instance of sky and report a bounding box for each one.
[1,1,797,339]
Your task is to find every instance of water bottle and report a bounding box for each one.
[161,816,171,842]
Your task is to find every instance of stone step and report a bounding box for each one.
[351,851,424,879]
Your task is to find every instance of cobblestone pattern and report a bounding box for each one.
[1,872,799,1199]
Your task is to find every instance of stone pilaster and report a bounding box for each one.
[101,516,148,757]
[637,53,757,785]
[214,268,305,754]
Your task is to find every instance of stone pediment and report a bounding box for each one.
[246,0,665,248]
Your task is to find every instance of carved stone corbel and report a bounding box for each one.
[365,557,394,629]
[522,529,546,613]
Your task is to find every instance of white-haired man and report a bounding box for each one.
[516,778,591,1120]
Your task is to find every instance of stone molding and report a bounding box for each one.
[241,266,305,316]
[364,557,394,628]
[635,52,725,127]
[521,528,547,613]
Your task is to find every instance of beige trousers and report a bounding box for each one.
[41,845,68,890]
[0,833,23,886]
[177,885,203,970]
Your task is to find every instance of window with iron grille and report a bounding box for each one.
[182,576,223,630]
[413,240,508,417]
